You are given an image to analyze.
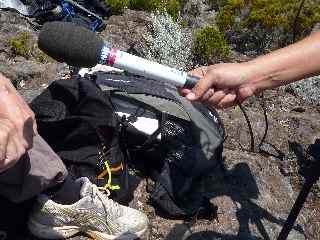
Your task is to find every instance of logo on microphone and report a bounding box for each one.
[100,45,117,66]
[100,45,111,65]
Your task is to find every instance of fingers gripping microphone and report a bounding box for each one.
[38,22,199,89]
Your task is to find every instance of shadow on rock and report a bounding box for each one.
[193,159,304,240]
[184,231,262,240]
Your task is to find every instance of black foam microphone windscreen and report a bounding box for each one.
[38,21,200,88]
[38,22,104,67]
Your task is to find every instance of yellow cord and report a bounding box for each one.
[97,159,120,192]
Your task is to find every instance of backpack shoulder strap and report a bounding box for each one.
[94,72,225,140]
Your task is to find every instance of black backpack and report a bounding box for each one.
[94,72,225,218]
[31,73,225,219]
[30,76,130,202]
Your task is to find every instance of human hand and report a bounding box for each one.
[0,74,37,171]
[180,63,258,109]
[0,118,28,173]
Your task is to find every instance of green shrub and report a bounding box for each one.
[130,0,182,20]
[107,0,130,14]
[244,0,286,28]
[35,51,49,63]
[10,32,31,58]
[129,0,156,11]
[213,0,320,35]
[180,19,188,28]
[244,0,320,33]
[216,0,244,31]
[283,1,320,36]
[193,26,230,62]
[106,0,183,20]
[165,0,182,20]
[212,0,320,53]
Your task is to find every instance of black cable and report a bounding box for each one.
[237,93,284,160]
[258,93,269,151]
[237,101,255,152]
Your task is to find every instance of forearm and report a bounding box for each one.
[246,32,320,93]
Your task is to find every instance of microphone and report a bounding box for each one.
[38,21,199,89]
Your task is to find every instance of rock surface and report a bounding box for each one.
[0,10,68,91]
[101,9,153,55]
[182,0,217,29]
[0,6,319,240]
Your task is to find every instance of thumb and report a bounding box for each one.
[186,72,217,101]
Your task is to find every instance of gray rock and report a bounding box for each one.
[11,61,45,81]
[287,75,320,105]
[101,9,153,55]
[203,149,305,240]
[0,11,37,58]
[1,60,67,88]
[182,0,217,29]
[0,10,67,88]
[129,148,311,240]
[214,91,320,239]
[18,89,45,103]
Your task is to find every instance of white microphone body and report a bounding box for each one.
[99,45,198,88]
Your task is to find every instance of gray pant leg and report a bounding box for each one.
[0,135,68,203]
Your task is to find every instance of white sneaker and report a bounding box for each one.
[28,177,148,239]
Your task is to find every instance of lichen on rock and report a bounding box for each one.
[10,31,31,58]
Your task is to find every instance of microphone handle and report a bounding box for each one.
[99,45,200,89]
[185,75,201,89]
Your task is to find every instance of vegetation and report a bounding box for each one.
[106,0,129,14]
[213,0,320,41]
[244,0,287,28]
[107,0,183,20]
[107,0,319,58]
[10,32,31,58]
[35,51,49,63]
[10,31,50,63]
[216,0,244,31]
[179,19,188,28]
[245,0,320,33]
[145,12,193,70]
[192,26,230,63]
[208,0,320,55]
[164,0,182,20]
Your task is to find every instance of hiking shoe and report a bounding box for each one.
[28,177,148,239]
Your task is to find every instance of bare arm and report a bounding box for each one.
[247,31,320,92]
[182,32,320,108]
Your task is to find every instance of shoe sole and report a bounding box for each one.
[28,217,148,240]
[28,218,80,239]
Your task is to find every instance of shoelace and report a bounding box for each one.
[85,184,123,234]
[91,184,122,219]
